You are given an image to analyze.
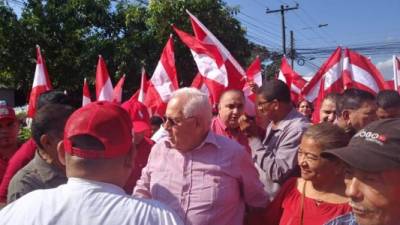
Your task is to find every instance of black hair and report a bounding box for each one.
[323,92,340,103]
[377,90,400,109]
[36,90,73,110]
[150,116,164,126]
[336,88,376,115]
[32,104,75,149]
[257,79,291,103]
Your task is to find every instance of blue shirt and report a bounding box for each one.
[325,213,358,225]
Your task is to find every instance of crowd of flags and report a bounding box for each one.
[27,11,400,122]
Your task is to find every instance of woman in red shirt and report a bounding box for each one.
[248,123,351,225]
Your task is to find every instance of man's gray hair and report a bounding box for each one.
[171,87,212,127]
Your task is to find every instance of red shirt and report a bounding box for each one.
[210,116,251,154]
[0,138,36,203]
[247,177,351,225]
[123,137,154,194]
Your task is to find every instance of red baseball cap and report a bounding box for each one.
[64,101,133,159]
[121,100,151,133]
[0,105,16,121]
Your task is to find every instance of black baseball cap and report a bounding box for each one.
[321,119,400,172]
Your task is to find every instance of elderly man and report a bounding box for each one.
[323,119,400,225]
[0,101,182,225]
[7,104,74,202]
[239,79,310,200]
[336,88,377,137]
[0,104,19,182]
[211,89,250,152]
[376,90,400,119]
[134,87,267,225]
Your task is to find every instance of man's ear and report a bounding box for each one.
[342,110,351,122]
[57,140,66,166]
[40,134,51,149]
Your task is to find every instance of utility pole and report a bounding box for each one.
[266,3,299,54]
[290,30,295,69]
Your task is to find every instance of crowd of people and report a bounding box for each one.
[0,79,400,225]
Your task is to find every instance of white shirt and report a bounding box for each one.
[0,178,183,225]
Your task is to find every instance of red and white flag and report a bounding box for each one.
[186,10,246,101]
[144,36,179,116]
[27,45,53,118]
[82,78,91,106]
[191,72,212,103]
[137,68,149,103]
[243,57,262,116]
[112,74,126,104]
[95,55,114,101]
[302,47,343,123]
[173,25,227,105]
[277,56,306,104]
[393,55,400,92]
[342,48,386,94]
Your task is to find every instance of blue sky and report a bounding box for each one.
[224,0,400,80]
[7,0,400,80]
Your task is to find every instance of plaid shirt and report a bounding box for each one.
[325,213,358,225]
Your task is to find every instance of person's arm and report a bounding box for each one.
[249,127,304,184]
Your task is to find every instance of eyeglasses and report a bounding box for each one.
[164,116,195,127]
[257,99,274,108]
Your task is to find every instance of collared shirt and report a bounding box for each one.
[0,138,36,203]
[210,116,251,153]
[7,151,67,203]
[133,131,268,225]
[249,108,310,200]
[0,178,183,225]
[324,213,358,225]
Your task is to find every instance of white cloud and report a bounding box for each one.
[375,57,394,81]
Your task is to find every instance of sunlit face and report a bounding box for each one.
[320,99,336,123]
[164,98,198,152]
[298,101,312,118]
[0,119,19,149]
[349,101,377,131]
[218,91,244,129]
[256,94,276,122]
[376,107,400,120]
[344,167,400,225]
[298,137,336,182]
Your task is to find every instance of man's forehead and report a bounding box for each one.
[220,92,244,103]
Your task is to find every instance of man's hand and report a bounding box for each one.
[247,80,259,94]
[239,115,259,138]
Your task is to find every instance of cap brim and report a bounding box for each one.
[321,146,400,172]
[0,116,16,121]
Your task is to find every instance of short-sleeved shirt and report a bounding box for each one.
[249,108,310,200]
[7,151,67,203]
[134,131,268,225]
[0,178,183,225]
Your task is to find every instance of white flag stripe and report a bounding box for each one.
[323,62,342,88]
[151,63,175,102]
[191,51,229,86]
[32,64,48,87]
[98,78,114,101]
